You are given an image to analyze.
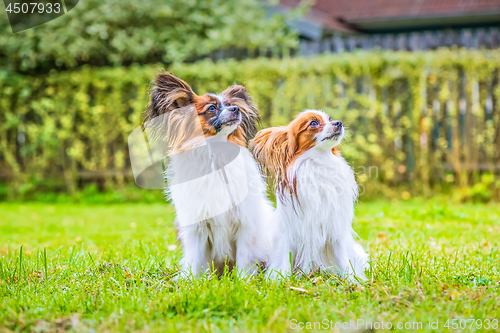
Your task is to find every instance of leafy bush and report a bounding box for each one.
[453,174,500,203]
[1,50,499,199]
[0,0,297,73]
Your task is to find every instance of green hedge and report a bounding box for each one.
[1,50,500,199]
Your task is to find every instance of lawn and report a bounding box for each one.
[0,200,499,332]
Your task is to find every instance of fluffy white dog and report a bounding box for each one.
[251,110,368,281]
[144,73,273,278]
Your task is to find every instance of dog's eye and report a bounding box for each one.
[310,121,319,127]
[208,105,217,111]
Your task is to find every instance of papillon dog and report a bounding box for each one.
[250,110,368,281]
[144,73,273,277]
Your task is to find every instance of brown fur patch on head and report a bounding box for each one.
[193,84,259,146]
[250,111,337,203]
[287,112,326,164]
[192,94,220,138]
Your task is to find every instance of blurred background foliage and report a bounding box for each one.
[0,0,499,203]
[1,50,499,202]
[0,0,299,73]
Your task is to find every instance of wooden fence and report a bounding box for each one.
[208,28,500,61]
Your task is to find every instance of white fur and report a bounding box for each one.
[166,129,273,278]
[268,110,369,281]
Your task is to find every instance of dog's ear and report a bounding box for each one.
[224,84,260,143]
[222,85,249,101]
[144,73,196,123]
[250,126,299,203]
[250,126,294,182]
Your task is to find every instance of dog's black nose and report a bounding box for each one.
[228,106,239,113]
[332,121,342,127]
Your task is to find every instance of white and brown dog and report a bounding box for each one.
[250,110,368,280]
[145,73,273,278]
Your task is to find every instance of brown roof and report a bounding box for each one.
[283,0,500,20]
[281,0,500,32]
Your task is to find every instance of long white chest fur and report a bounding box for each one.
[165,137,273,275]
[269,150,368,279]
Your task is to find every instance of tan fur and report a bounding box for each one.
[250,111,338,201]
[144,72,259,151]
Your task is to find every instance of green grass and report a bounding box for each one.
[0,200,499,332]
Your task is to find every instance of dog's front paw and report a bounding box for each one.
[266,267,292,280]
[341,268,367,284]
[235,264,260,279]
